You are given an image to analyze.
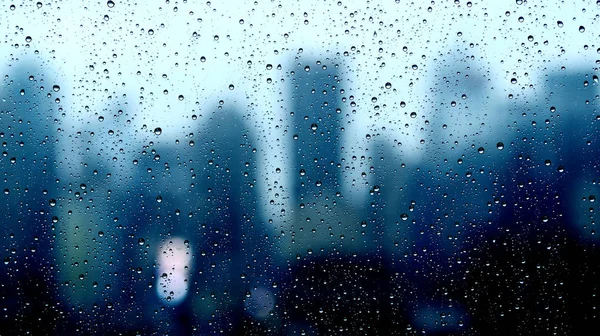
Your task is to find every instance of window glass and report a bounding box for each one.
[2,1,599,334]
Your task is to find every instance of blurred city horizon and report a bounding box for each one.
[2,1,600,335]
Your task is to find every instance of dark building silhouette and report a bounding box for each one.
[280,59,405,334]
[284,58,374,258]
[450,70,600,335]
[122,108,276,335]
[0,61,61,333]
[544,70,600,239]
[289,60,344,201]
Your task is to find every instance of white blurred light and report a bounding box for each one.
[155,237,193,306]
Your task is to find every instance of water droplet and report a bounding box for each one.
[385,82,392,89]
[228,84,235,90]
[400,213,408,220]
[156,196,162,203]
[36,2,42,9]
[138,238,145,245]
[178,95,184,101]
[579,26,585,33]
[557,21,563,27]
[52,85,60,92]
[310,123,318,130]
[154,127,162,135]
[410,112,417,118]
[148,29,155,35]
[511,78,517,84]
[107,0,115,8]
[25,36,32,43]
[478,147,485,154]
[304,65,311,72]
[496,142,504,150]
[412,64,418,70]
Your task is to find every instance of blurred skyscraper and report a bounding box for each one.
[285,58,372,257]
[0,61,60,333]
[124,107,276,335]
[544,70,600,241]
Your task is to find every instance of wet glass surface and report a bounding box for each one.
[1,1,599,335]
